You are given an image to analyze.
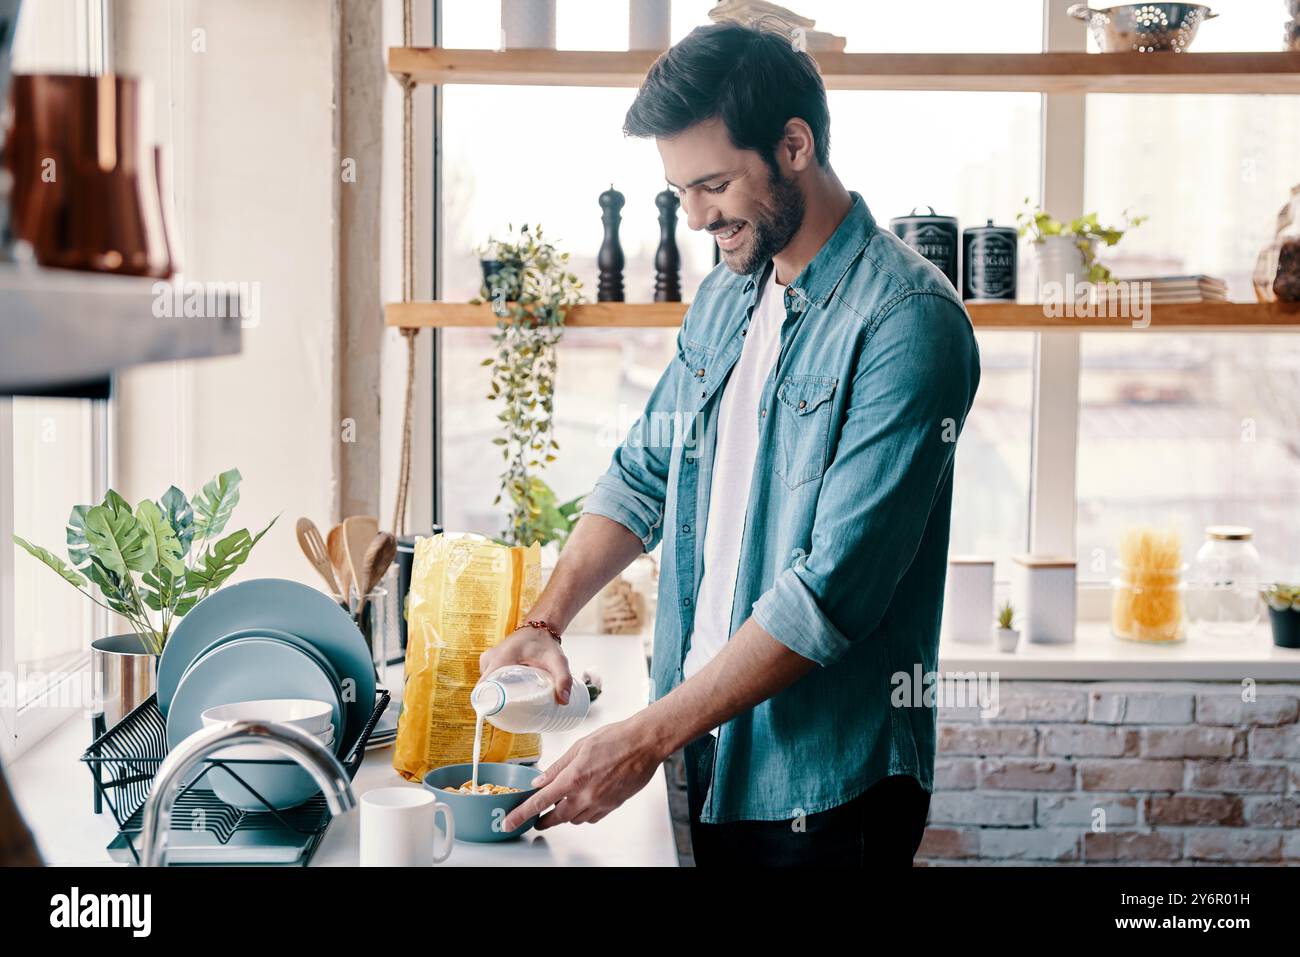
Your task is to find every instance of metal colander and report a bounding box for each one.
[1067,3,1218,52]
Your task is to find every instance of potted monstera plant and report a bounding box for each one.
[13,468,275,725]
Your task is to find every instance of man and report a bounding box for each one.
[483,22,981,867]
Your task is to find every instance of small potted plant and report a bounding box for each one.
[12,469,275,726]
[993,599,1020,652]
[471,223,583,547]
[476,238,514,299]
[1261,583,1300,649]
[1017,199,1146,295]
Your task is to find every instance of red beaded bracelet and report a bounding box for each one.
[523,619,562,644]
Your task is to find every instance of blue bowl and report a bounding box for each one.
[423,762,541,843]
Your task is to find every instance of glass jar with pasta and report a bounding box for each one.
[1110,526,1188,643]
[1111,562,1189,643]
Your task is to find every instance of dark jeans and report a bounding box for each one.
[683,733,931,867]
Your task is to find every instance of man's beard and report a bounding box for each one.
[718,167,806,275]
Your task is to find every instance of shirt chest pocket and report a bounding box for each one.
[771,374,837,489]
[677,339,715,387]
[671,339,716,460]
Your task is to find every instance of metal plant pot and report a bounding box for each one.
[91,633,158,730]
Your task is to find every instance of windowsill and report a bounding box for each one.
[938,621,1300,680]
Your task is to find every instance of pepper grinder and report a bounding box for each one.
[654,188,681,302]
[598,184,625,302]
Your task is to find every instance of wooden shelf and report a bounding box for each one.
[969,300,1300,331]
[388,48,1300,95]
[385,301,683,329]
[2,263,242,397]
[385,300,1300,332]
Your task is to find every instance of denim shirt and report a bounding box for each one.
[581,191,981,823]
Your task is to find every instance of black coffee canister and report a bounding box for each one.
[890,206,959,291]
[962,220,1018,302]
[397,527,441,654]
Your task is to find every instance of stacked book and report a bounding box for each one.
[1131,275,1228,304]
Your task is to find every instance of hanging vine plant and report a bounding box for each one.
[472,224,583,546]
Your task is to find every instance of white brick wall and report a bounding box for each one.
[919,681,1300,866]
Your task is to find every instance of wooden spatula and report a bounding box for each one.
[327,523,352,607]
[356,532,398,619]
[342,515,379,613]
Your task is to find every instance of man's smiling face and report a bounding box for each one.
[658,118,805,276]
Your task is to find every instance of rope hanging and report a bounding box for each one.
[392,0,417,536]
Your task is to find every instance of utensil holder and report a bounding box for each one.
[335,579,401,669]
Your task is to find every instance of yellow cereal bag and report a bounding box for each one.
[392,533,542,781]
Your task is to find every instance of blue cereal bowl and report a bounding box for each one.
[423,762,541,843]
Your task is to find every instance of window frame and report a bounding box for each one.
[0,0,112,760]
[0,397,111,763]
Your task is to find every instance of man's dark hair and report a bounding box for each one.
[623,22,831,174]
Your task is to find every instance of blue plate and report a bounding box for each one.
[178,627,345,755]
[167,638,340,812]
[159,578,376,751]
[166,637,341,752]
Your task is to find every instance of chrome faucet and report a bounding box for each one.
[139,720,356,867]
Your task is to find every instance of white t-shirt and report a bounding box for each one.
[682,263,786,733]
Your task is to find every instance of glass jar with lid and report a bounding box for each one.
[1191,525,1263,638]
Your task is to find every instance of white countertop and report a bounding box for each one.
[313,633,677,866]
[13,618,1297,866]
[8,633,678,867]
[939,621,1300,680]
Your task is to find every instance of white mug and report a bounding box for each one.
[360,787,454,866]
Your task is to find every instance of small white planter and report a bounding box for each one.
[1034,235,1096,299]
[994,626,1020,653]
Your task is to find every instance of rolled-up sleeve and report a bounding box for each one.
[751,292,980,666]
[581,326,692,553]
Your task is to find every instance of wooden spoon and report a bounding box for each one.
[356,532,398,619]
[327,523,352,607]
[295,517,340,594]
[342,515,379,614]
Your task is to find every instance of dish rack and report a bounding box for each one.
[81,688,391,866]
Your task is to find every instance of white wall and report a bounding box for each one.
[112,0,341,586]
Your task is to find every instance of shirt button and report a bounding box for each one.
[798,399,807,409]
[683,597,692,607]
[682,523,691,533]
[696,368,705,377]
[701,391,706,399]
[760,408,767,417]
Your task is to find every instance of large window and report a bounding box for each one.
[1,0,107,757]
[6,401,100,677]
[1077,15,1300,587]
[434,0,1297,607]
[438,1,1040,576]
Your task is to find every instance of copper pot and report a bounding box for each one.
[6,73,176,277]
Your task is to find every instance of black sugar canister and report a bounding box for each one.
[889,207,959,291]
[962,220,1018,301]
